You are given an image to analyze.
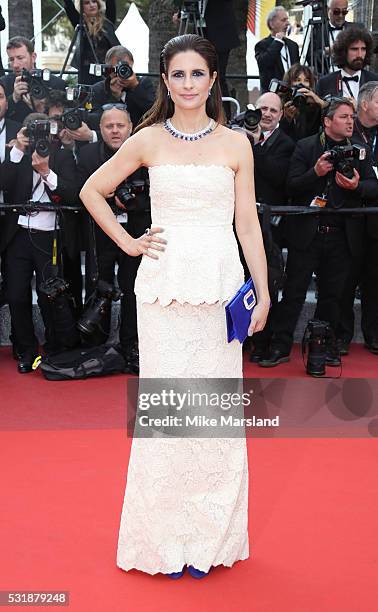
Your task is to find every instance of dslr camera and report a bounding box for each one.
[39,277,80,349]
[21,68,51,99]
[230,107,262,132]
[66,84,93,106]
[60,107,87,131]
[269,78,309,110]
[326,144,366,180]
[78,280,122,336]
[113,179,150,213]
[302,319,332,377]
[89,61,133,81]
[24,119,58,157]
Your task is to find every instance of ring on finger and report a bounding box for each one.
[145,228,152,236]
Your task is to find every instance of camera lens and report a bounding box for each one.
[117,63,133,80]
[35,139,50,157]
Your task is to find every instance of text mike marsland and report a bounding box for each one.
[138,415,280,428]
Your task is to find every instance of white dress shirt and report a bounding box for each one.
[274,37,291,72]
[10,146,59,231]
[340,68,361,100]
[0,118,6,204]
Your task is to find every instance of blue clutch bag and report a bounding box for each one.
[226,277,257,343]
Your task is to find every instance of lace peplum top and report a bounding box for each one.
[134,164,245,306]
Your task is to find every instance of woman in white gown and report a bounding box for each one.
[80,34,270,578]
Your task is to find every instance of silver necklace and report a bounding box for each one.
[164,118,216,141]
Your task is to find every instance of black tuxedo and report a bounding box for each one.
[253,128,295,205]
[306,20,363,76]
[0,72,66,124]
[316,69,378,99]
[77,141,151,351]
[173,0,239,52]
[269,132,378,353]
[1,146,80,357]
[255,35,300,93]
[91,77,155,128]
[0,7,5,77]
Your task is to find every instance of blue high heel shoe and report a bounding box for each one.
[187,565,210,579]
[167,566,186,579]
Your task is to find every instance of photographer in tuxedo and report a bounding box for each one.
[255,6,299,93]
[242,92,295,362]
[77,105,151,373]
[336,82,378,354]
[0,113,79,373]
[316,27,378,100]
[259,97,378,369]
[91,46,155,128]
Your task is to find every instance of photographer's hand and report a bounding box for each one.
[301,88,327,108]
[66,122,95,142]
[119,72,139,90]
[336,168,360,190]
[314,153,333,177]
[172,11,180,24]
[109,75,123,100]
[32,152,50,179]
[13,76,32,106]
[283,101,298,121]
[15,127,29,152]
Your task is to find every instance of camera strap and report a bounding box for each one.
[50,213,61,279]
[87,215,99,285]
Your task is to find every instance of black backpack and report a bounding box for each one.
[39,344,127,381]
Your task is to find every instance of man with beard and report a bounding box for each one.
[77,105,151,373]
[316,27,378,100]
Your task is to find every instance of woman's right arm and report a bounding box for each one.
[79,129,166,258]
[64,0,80,28]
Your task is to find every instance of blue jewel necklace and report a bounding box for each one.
[164,118,216,141]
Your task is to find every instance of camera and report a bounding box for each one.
[39,277,80,349]
[326,144,366,180]
[230,108,262,132]
[89,61,133,81]
[113,179,149,213]
[302,319,332,377]
[25,119,58,157]
[77,280,122,336]
[269,79,309,109]
[60,107,87,131]
[21,68,51,99]
[66,84,93,107]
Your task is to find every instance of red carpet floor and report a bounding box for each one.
[1,345,378,612]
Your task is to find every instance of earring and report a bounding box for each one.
[208,89,212,97]
[167,89,171,98]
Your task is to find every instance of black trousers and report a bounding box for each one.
[3,227,56,357]
[85,212,150,351]
[271,230,351,353]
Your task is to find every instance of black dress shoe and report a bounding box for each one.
[123,345,139,375]
[325,347,341,367]
[336,338,350,356]
[364,339,378,355]
[249,347,266,363]
[17,356,36,374]
[259,348,290,368]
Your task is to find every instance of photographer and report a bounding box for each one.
[46,89,99,154]
[77,105,151,373]
[63,0,120,85]
[259,97,378,369]
[242,92,295,362]
[0,37,66,124]
[316,27,378,99]
[91,46,155,128]
[279,64,327,142]
[336,82,378,354]
[255,6,300,93]
[0,113,79,373]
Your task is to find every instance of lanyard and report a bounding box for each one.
[342,76,358,99]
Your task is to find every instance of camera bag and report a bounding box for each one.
[39,344,127,381]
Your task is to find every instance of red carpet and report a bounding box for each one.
[1,345,378,611]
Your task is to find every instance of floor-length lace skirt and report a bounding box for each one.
[116,300,249,574]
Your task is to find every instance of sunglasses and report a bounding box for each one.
[102,103,128,111]
[332,9,349,15]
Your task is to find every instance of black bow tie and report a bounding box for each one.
[330,25,343,31]
[343,75,359,83]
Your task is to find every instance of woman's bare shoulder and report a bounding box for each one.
[120,124,164,162]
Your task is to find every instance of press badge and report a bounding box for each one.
[310,196,327,208]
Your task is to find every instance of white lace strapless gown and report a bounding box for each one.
[116,165,249,574]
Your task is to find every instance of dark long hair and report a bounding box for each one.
[332,27,374,69]
[135,34,224,132]
[284,63,316,90]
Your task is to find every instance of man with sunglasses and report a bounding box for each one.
[77,104,151,373]
[307,0,363,76]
